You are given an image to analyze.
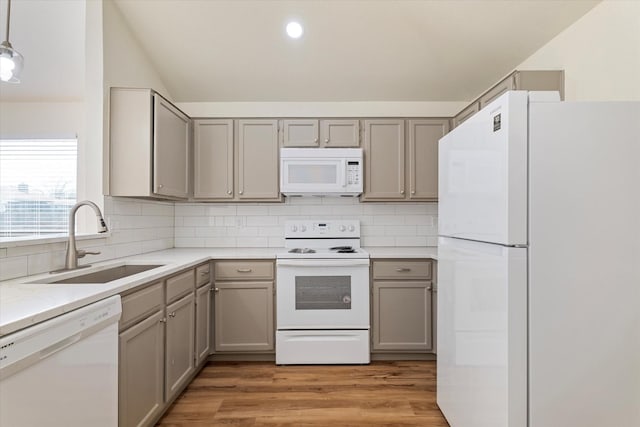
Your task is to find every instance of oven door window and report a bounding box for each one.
[295,276,352,310]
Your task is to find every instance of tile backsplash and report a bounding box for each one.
[1,196,437,281]
[174,198,438,249]
[0,197,174,281]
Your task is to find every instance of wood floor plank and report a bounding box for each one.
[157,361,449,426]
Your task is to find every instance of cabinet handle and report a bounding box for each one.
[158,184,164,189]
[236,268,252,273]
[239,190,244,195]
[324,138,330,143]
[214,288,220,293]
[227,190,232,195]
[396,267,411,272]
[200,271,209,276]
[169,312,176,318]
[314,138,319,143]
[400,190,405,195]
[411,190,416,195]
[427,286,433,291]
[160,318,167,323]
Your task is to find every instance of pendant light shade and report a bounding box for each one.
[1,0,23,83]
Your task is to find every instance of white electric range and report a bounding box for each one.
[275,220,370,364]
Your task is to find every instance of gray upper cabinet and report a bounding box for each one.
[193,119,234,200]
[282,120,319,147]
[479,74,516,108]
[452,70,565,129]
[408,119,449,200]
[362,119,447,201]
[362,119,406,200]
[282,119,360,147]
[109,88,190,200]
[194,119,280,201]
[320,119,360,147]
[452,102,480,128]
[237,120,280,200]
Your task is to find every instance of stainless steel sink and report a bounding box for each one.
[43,264,165,284]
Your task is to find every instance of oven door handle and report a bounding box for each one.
[276,259,370,267]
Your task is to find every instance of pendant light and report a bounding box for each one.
[0,0,23,83]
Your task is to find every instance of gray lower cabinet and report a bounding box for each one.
[165,293,196,401]
[195,282,213,365]
[214,281,274,352]
[118,264,205,427]
[118,310,165,427]
[213,260,275,352]
[371,259,434,353]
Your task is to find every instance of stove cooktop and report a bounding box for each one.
[277,247,369,260]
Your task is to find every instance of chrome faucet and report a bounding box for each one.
[63,200,109,271]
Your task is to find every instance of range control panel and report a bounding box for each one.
[284,220,360,239]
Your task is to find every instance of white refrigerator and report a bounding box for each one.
[437,91,640,427]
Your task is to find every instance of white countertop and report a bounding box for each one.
[365,246,438,260]
[0,246,436,337]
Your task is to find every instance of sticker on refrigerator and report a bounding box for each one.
[493,113,501,132]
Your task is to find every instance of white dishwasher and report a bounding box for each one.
[0,295,121,427]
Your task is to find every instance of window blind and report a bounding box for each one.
[0,139,77,238]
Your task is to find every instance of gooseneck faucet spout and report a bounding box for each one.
[64,200,109,270]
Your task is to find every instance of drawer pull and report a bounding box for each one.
[199,271,209,276]
[236,268,253,273]
[396,267,411,272]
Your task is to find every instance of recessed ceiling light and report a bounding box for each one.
[286,21,304,39]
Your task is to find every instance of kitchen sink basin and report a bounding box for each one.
[41,264,165,284]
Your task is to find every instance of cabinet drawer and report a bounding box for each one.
[373,260,432,280]
[166,269,195,303]
[215,261,274,281]
[196,263,211,287]
[120,281,163,331]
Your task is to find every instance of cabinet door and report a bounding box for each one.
[214,281,274,352]
[165,293,195,401]
[408,119,449,200]
[320,119,360,147]
[362,119,405,200]
[514,70,565,100]
[237,120,280,200]
[282,120,319,147]
[195,283,212,365]
[119,310,165,427]
[153,94,190,198]
[372,281,433,351]
[193,119,234,199]
[480,74,516,108]
[452,102,480,128]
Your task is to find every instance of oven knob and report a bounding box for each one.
[348,225,355,232]
[339,225,346,232]
[291,225,298,232]
[300,225,307,232]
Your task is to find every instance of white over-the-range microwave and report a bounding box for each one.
[280,148,363,197]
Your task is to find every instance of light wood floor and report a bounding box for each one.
[156,361,450,427]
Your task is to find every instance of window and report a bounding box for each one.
[0,139,77,238]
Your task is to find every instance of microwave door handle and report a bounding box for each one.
[341,159,347,187]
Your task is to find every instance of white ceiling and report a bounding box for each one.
[113,0,600,103]
[0,0,600,104]
[0,0,85,102]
